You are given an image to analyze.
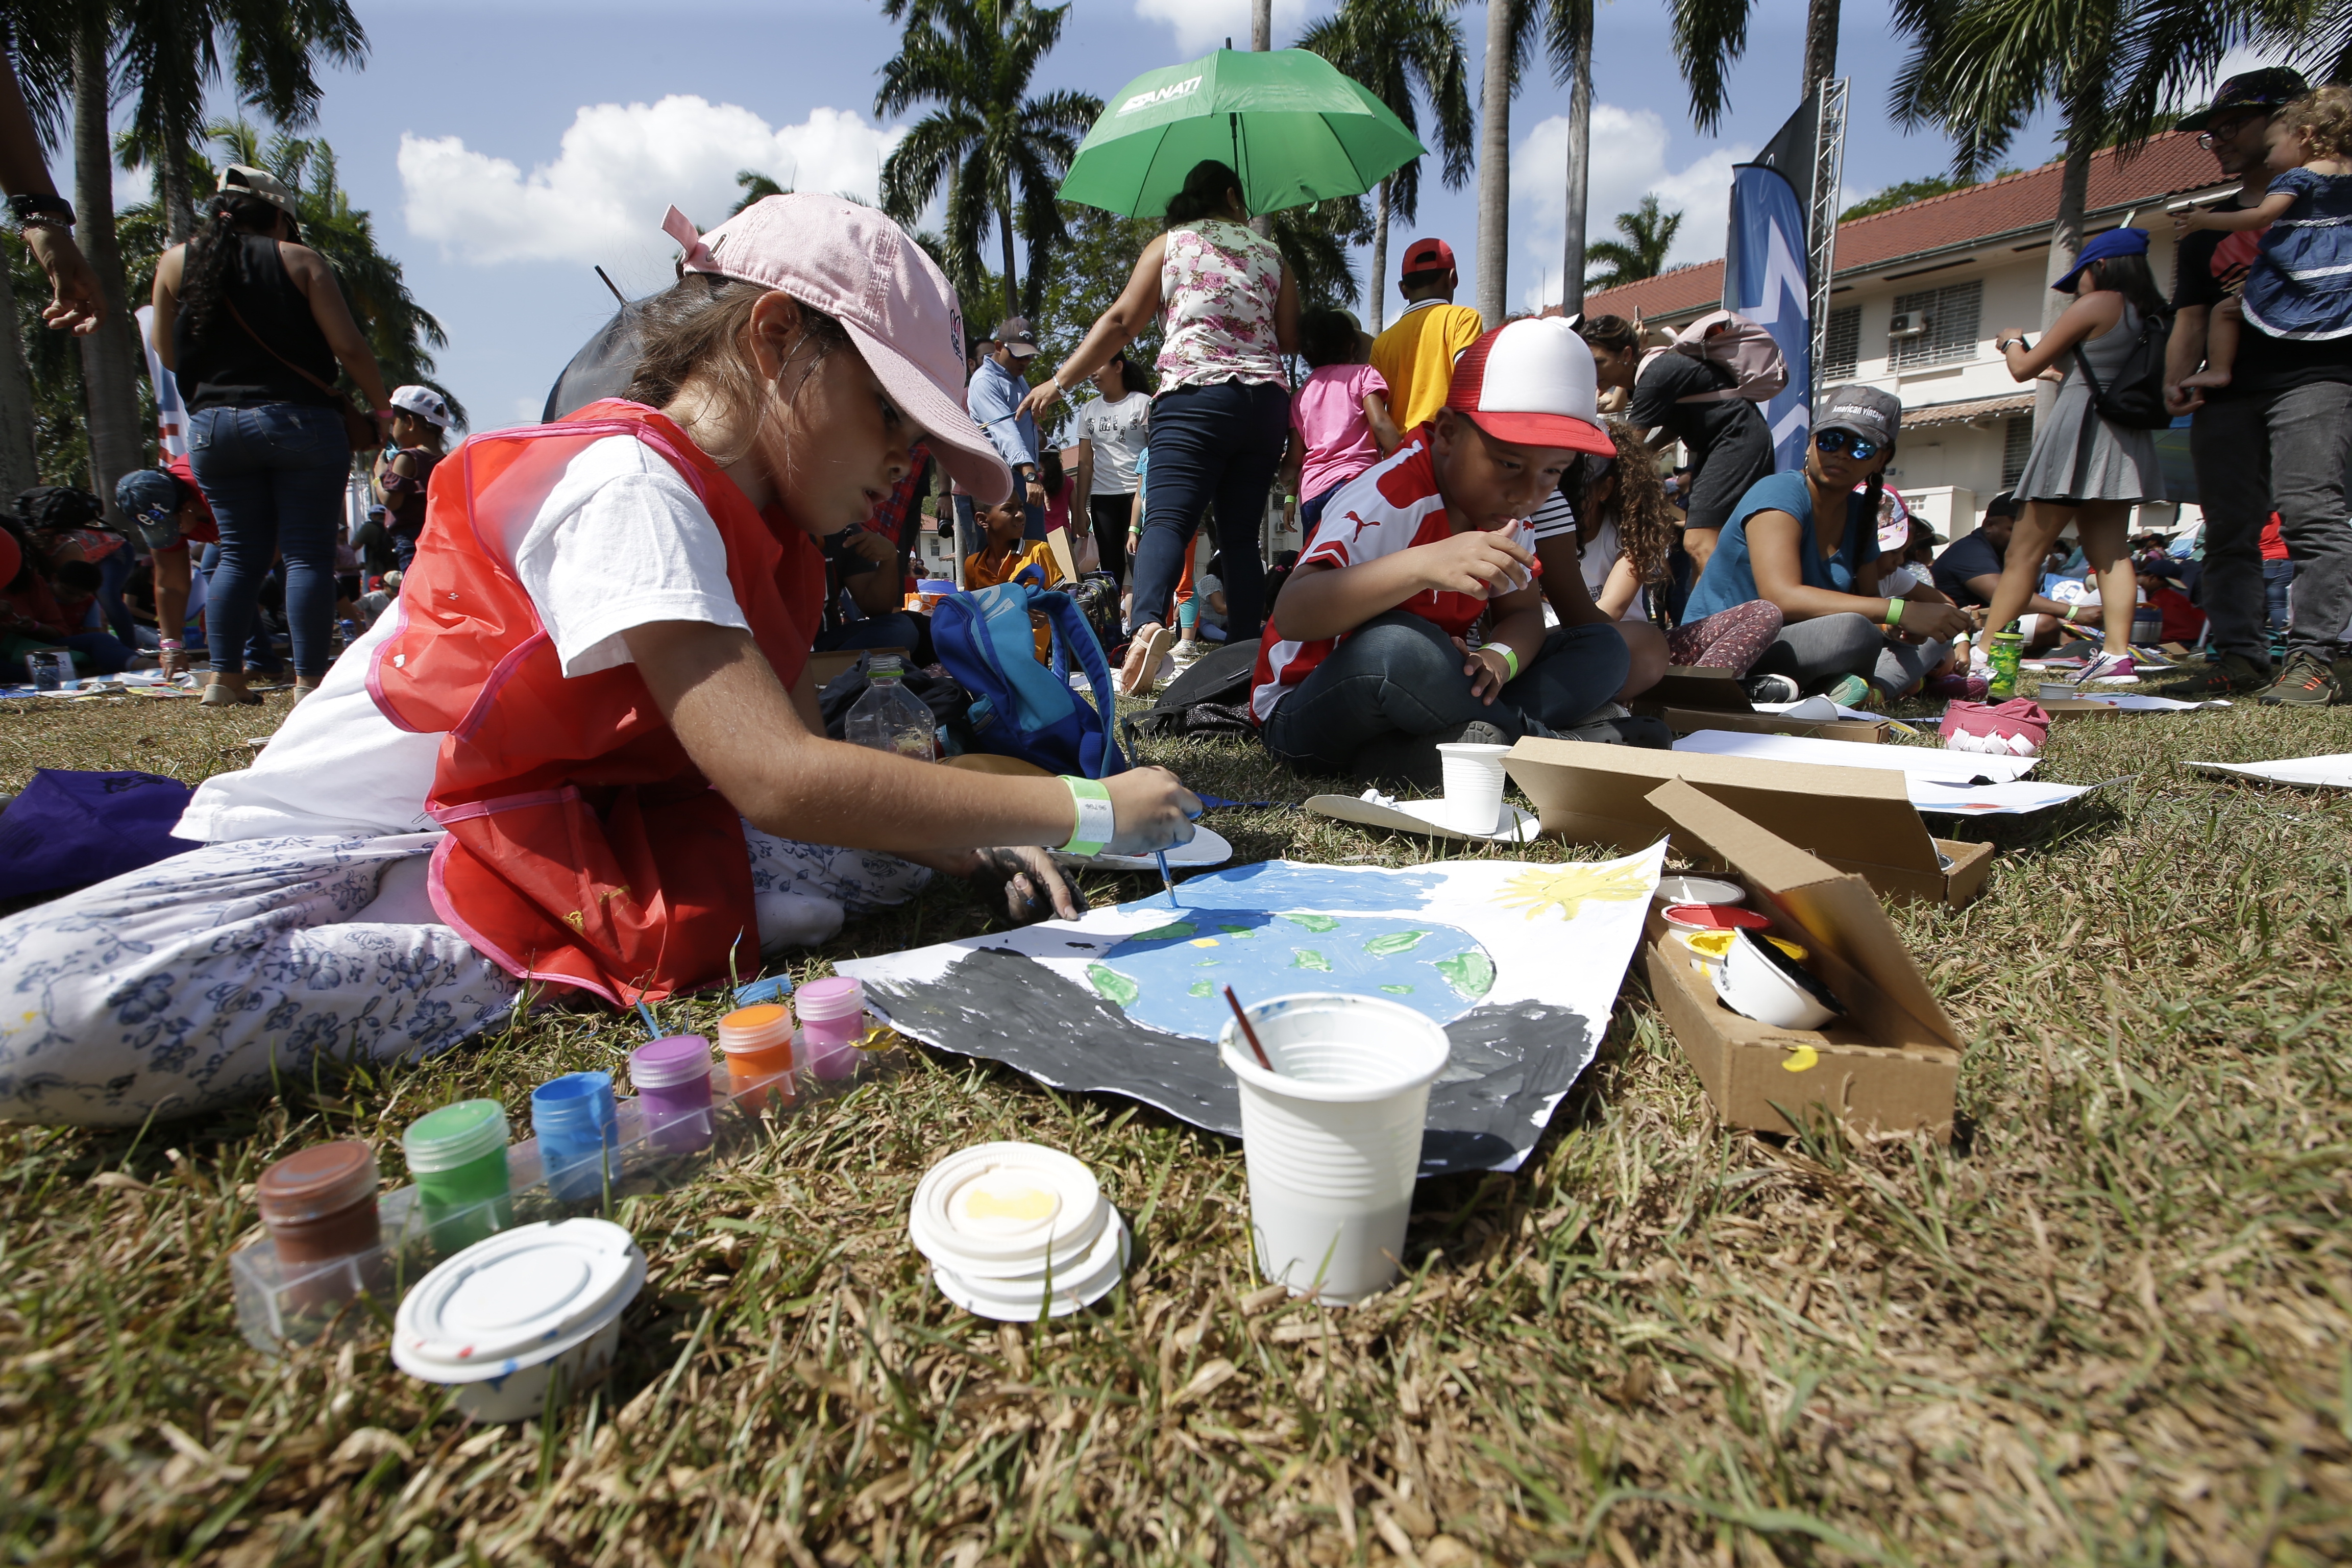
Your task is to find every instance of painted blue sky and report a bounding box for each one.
[67,0,2253,434]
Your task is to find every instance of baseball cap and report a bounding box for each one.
[1443,317,1615,455]
[2178,66,2310,132]
[1984,490,2021,520]
[115,468,184,530]
[1400,237,1456,277]
[659,194,1013,503]
[1815,384,1902,449]
[989,316,1040,358]
[218,164,299,218]
[2053,226,2149,292]
[389,385,451,429]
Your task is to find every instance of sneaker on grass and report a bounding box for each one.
[2154,651,2271,699]
[1741,673,1800,704]
[2074,650,2138,685]
[2257,650,2343,706]
[1823,674,1875,709]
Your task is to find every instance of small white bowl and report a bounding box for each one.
[1654,875,1745,909]
[1712,927,1841,1031]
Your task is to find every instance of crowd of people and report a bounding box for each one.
[0,58,2345,1126]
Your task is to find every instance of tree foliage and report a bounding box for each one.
[1583,194,1682,290]
[1293,0,1474,230]
[1838,170,2019,221]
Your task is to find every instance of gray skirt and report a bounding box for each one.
[2012,373,2161,503]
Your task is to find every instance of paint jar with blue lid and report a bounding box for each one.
[531,1071,619,1203]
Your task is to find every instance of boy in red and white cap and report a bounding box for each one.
[1252,316,1641,787]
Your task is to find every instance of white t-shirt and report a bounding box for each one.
[178,436,751,843]
[1530,488,1647,623]
[1076,392,1150,496]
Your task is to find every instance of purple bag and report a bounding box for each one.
[0,769,197,900]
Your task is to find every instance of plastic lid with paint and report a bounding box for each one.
[256,1140,379,1224]
[1663,903,1771,932]
[629,1035,714,1089]
[908,1142,1109,1278]
[1654,875,1745,908]
[393,1218,645,1386]
[402,1099,510,1174]
[796,976,865,1023]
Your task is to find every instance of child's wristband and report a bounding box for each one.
[1884,597,1905,628]
[1498,646,1521,681]
[1060,776,1114,856]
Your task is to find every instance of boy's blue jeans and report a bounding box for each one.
[1262,611,1629,774]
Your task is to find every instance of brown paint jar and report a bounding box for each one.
[256,1140,383,1275]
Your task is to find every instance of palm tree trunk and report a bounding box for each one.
[1561,22,1592,316]
[1476,0,1516,329]
[0,258,40,497]
[997,179,1019,320]
[2036,108,2096,428]
[161,119,198,246]
[72,11,145,519]
[1368,176,1391,333]
[1800,0,1841,100]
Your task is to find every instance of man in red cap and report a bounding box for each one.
[1369,238,1485,433]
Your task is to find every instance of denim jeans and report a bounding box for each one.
[192,542,282,670]
[1129,380,1290,645]
[2191,381,2352,662]
[1262,611,1630,774]
[96,548,136,643]
[2263,558,2298,631]
[951,494,980,566]
[187,402,352,679]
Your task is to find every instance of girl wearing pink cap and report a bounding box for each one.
[0,195,1197,1128]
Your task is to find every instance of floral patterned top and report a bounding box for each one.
[1156,219,1286,391]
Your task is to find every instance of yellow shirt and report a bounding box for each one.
[1369,299,1486,431]
[962,541,1060,662]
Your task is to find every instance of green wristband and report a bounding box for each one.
[1061,775,1113,856]
[1499,646,1521,681]
[1884,596,1905,628]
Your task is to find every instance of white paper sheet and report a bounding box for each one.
[2028,689,2228,712]
[2187,755,2352,791]
[1906,779,2101,815]
[1672,729,2041,783]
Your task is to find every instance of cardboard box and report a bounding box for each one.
[1503,736,1995,908]
[1634,665,1890,744]
[1638,778,1964,1140]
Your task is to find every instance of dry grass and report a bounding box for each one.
[0,687,2347,1566]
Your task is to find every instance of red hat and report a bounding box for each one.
[1444,318,1615,455]
[1400,237,1455,277]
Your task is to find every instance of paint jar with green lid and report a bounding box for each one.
[403,1099,513,1254]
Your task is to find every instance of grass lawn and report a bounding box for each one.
[0,685,2347,1566]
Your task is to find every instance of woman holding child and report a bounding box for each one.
[0,196,1197,1128]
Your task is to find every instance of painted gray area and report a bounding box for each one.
[863,948,1595,1177]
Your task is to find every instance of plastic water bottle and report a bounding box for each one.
[1988,623,2024,699]
[845,654,938,760]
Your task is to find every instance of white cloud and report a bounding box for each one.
[399,98,906,269]
[1509,104,1752,309]
[1130,0,1318,58]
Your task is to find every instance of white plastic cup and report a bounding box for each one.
[1217,993,1451,1305]
[1435,742,1511,835]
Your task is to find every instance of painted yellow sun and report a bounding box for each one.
[1497,862,1653,922]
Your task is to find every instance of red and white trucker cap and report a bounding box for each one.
[1443,317,1615,455]
[661,195,1013,504]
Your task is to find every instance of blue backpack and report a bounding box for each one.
[932,569,1126,778]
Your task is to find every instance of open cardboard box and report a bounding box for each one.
[1633,665,1889,744]
[1503,736,1995,908]
[1638,778,1964,1141]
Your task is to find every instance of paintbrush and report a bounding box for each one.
[1222,986,1275,1072]
[1155,849,1178,904]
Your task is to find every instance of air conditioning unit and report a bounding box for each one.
[1888,310,1929,338]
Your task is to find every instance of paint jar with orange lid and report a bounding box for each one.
[717,1003,797,1098]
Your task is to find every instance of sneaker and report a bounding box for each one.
[2074,651,2138,685]
[2154,651,2271,699]
[1923,671,1990,701]
[1562,710,1675,748]
[1169,638,1205,667]
[1351,719,1510,791]
[1741,674,1800,705]
[2257,649,2343,706]
[1823,674,1875,709]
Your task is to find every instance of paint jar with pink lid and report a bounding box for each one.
[794,977,868,1080]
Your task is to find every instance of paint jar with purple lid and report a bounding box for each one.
[795,977,868,1080]
[630,1035,715,1154]
[256,1140,383,1308]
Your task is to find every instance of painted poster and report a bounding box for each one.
[839,850,1665,1176]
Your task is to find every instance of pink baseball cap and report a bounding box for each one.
[1444,317,1615,455]
[661,195,1013,504]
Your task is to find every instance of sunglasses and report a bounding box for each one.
[1815,428,1882,462]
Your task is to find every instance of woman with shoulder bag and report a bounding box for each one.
[151,164,395,705]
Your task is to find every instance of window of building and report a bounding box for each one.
[1889,279,1983,370]
[2001,415,2032,486]
[1821,304,1861,380]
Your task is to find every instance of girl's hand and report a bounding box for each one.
[1454,638,1513,703]
[1419,530,1535,599]
[2174,209,2209,235]
[1104,765,1202,857]
[962,845,1080,923]
[1018,378,1063,424]
[1898,599,1972,643]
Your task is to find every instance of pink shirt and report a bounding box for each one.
[1291,363,1389,501]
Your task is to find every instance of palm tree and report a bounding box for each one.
[1669,0,1844,134]
[1473,0,1585,327]
[873,0,1101,320]
[1583,194,1682,291]
[731,169,789,216]
[1294,0,1474,332]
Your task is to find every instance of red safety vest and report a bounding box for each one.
[369,400,821,1004]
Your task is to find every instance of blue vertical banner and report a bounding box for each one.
[1722,163,1813,472]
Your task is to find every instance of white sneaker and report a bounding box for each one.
[2076,651,2140,685]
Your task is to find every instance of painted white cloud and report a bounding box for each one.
[1131,0,1318,58]
[399,98,906,269]
[1509,104,1752,309]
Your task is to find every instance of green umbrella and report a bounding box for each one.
[1059,47,1425,219]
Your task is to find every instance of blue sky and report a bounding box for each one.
[70,0,2244,433]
